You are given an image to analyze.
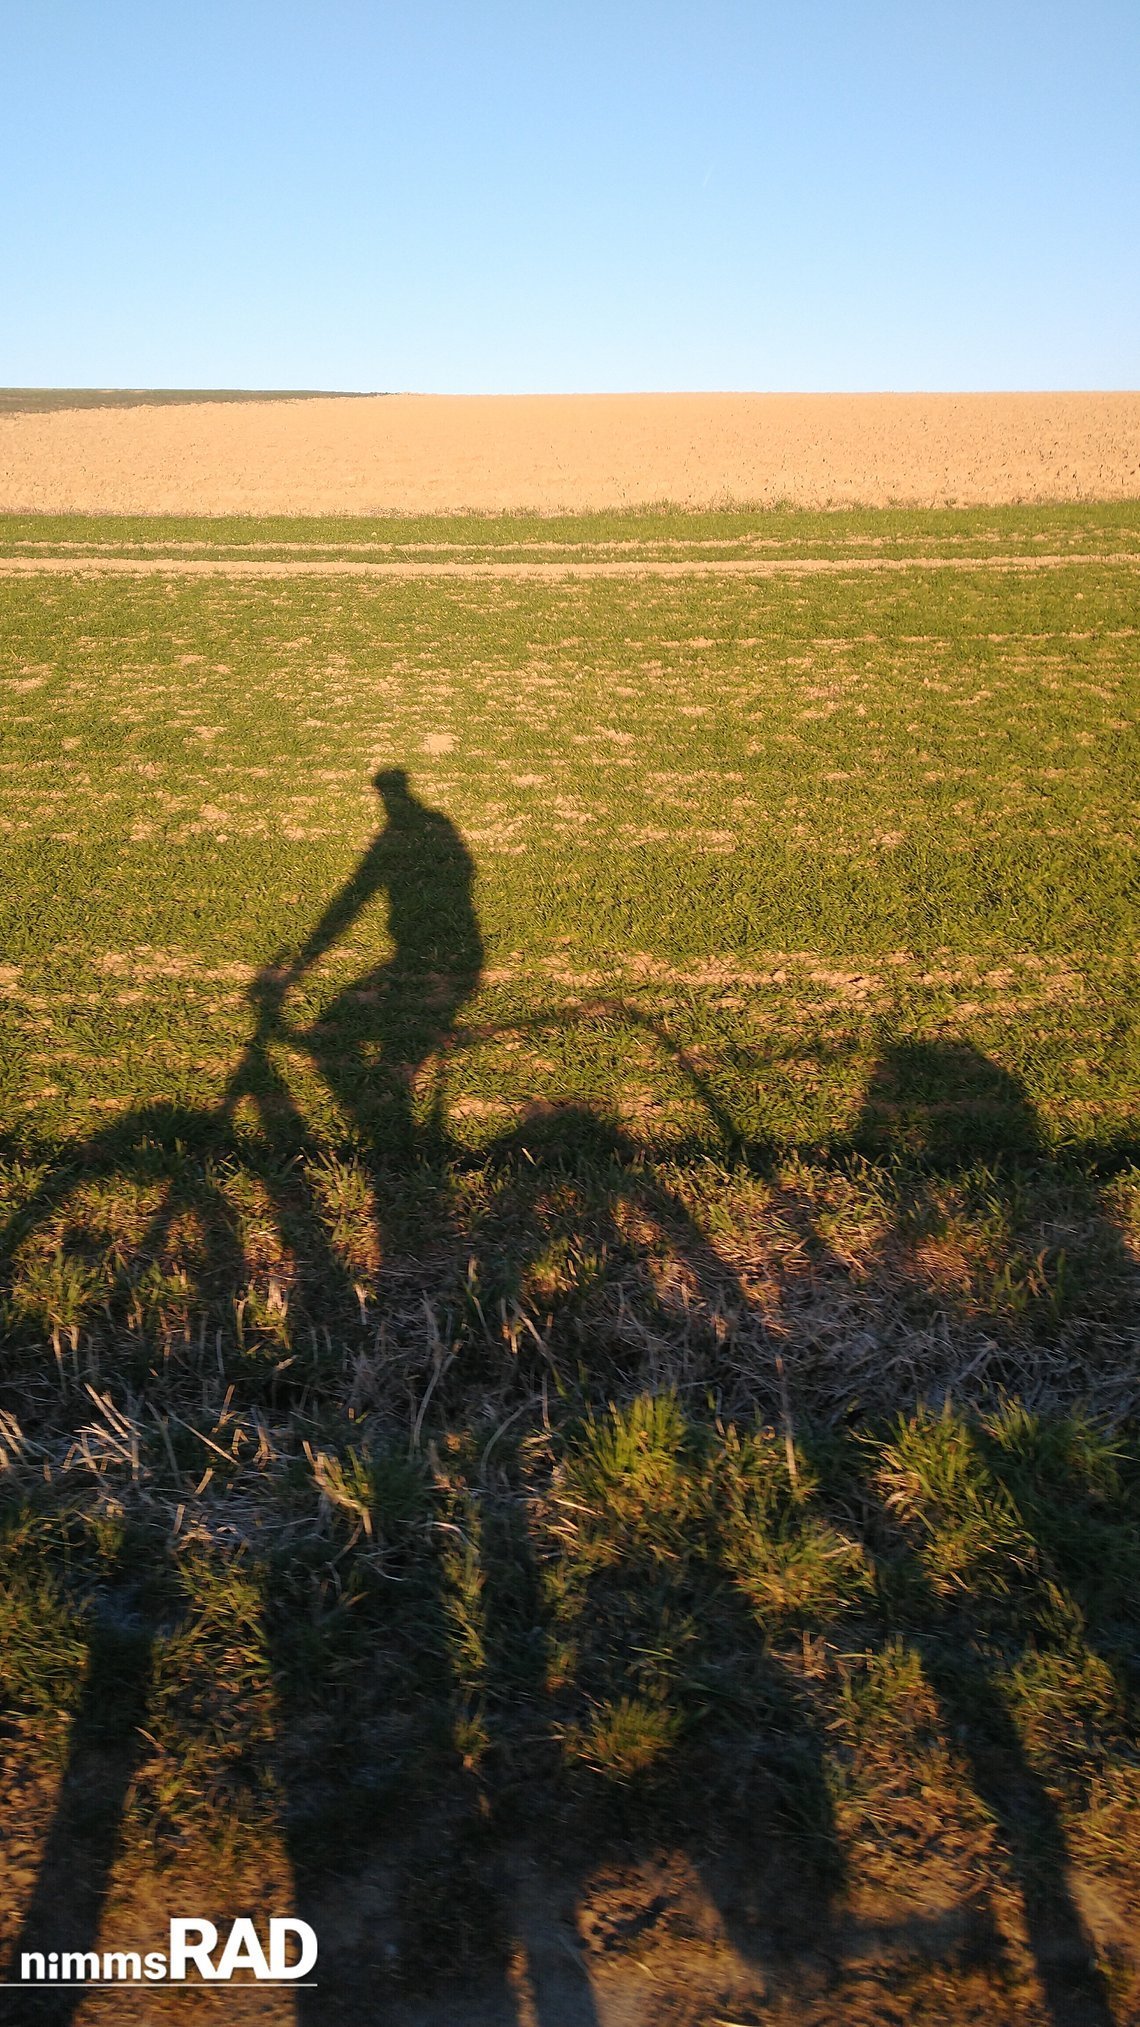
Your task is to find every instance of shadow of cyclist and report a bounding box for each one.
[4,817,1131,2027]
[264,766,483,1161]
[0,771,488,2024]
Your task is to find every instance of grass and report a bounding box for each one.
[0,389,364,414]
[1,504,1139,2020]
[3,496,1140,552]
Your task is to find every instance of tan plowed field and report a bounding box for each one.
[2,388,1138,514]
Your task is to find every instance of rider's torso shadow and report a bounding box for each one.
[288,768,483,1164]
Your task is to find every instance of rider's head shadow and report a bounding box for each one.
[852,1036,1043,1170]
[838,1035,1058,1374]
[845,1031,1130,1322]
[839,1037,1123,2027]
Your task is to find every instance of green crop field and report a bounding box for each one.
[1,506,1139,2023]
[0,388,364,413]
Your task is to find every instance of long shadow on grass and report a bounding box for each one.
[2,1056,1129,2021]
[448,1104,847,2018]
[2,804,1134,2021]
[840,1041,1119,2026]
[1,1545,160,2027]
[0,770,486,2019]
[226,765,496,2019]
[451,1047,1129,2022]
[261,1496,533,2024]
[472,1396,844,2024]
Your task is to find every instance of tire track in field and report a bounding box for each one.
[0,552,1137,580]
[7,531,1137,554]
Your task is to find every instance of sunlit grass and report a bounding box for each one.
[1,505,1138,2008]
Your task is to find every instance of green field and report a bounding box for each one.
[0,388,365,414]
[1,507,1139,2022]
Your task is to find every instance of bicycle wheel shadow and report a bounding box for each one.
[5,1036,1128,2025]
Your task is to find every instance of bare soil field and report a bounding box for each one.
[1,390,1138,514]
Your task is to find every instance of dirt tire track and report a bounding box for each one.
[2,552,1138,580]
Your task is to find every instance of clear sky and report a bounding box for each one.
[4,0,1138,393]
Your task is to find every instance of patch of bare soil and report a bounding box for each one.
[280,1834,1140,2027]
[1,393,1138,514]
[16,1836,1130,2026]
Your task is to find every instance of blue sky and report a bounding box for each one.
[4,1,1138,392]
